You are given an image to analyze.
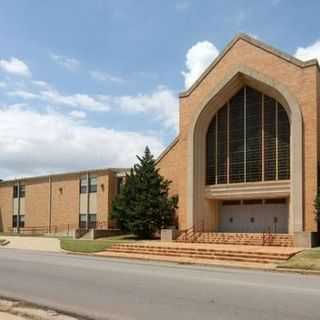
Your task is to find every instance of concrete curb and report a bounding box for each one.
[275,267,320,276]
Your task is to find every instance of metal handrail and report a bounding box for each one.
[8,221,118,235]
[262,226,273,246]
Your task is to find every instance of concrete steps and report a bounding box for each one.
[108,243,295,264]
[177,232,294,247]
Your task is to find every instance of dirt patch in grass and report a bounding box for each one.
[278,247,320,271]
[95,234,139,241]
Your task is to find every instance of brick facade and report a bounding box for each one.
[0,169,125,233]
[157,34,320,245]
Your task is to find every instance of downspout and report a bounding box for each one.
[86,172,89,230]
[48,175,52,233]
[17,180,20,234]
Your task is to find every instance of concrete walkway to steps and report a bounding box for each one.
[0,236,61,252]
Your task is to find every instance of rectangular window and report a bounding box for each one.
[80,176,87,193]
[12,215,25,228]
[79,214,87,228]
[243,199,263,205]
[221,200,241,206]
[88,214,97,229]
[13,185,18,198]
[89,176,97,193]
[19,215,25,228]
[117,177,124,194]
[19,185,25,198]
[265,198,287,204]
[13,185,25,198]
[12,215,17,228]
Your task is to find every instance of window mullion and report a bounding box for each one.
[227,102,230,184]
[215,115,218,185]
[262,94,265,181]
[244,86,247,183]
[275,101,279,180]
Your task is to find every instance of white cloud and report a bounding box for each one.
[7,86,178,130]
[294,40,320,63]
[182,41,219,89]
[116,86,179,132]
[8,90,39,100]
[69,110,86,119]
[41,90,109,111]
[50,53,80,71]
[32,80,50,88]
[90,70,124,83]
[0,107,164,179]
[0,57,31,77]
[8,88,110,112]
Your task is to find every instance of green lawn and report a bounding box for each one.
[60,234,139,253]
[278,247,320,271]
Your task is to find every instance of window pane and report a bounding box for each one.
[88,214,96,229]
[278,104,290,180]
[229,88,245,183]
[19,215,25,228]
[246,87,262,182]
[80,176,87,193]
[264,96,277,181]
[19,185,25,198]
[89,176,97,193]
[206,115,216,185]
[13,186,18,198]
[217,105,228,184]
[79,214,87,229]
[12,215,17,228]
[117,177,124,193]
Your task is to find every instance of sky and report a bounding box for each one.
[0,0,320,179]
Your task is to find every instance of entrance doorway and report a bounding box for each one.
[219,198,288,233]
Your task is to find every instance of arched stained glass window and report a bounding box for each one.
[206,86,290,185]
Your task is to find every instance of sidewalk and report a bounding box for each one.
[0,298,79,320]
[0,312,25,320]
[0,236,61,252]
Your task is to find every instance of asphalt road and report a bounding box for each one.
[0,248,319,320]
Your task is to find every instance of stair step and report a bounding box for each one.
[176,233,293,247]
[111,245,291,258]
[109,247,289,261]
[108,248,284,264]
[108,242,296,265]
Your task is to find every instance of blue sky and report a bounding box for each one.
[0,0,319,178]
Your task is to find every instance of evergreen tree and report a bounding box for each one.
[112,146,178,238]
